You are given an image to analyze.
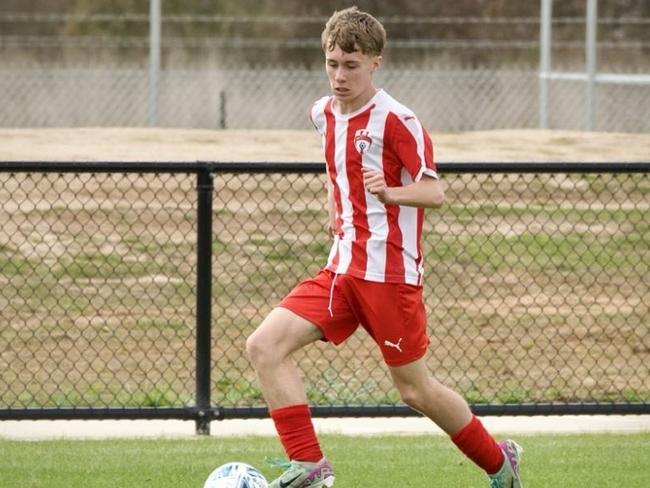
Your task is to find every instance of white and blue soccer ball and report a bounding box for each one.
[203,462,268,488]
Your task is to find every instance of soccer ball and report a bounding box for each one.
[203,462,268,488]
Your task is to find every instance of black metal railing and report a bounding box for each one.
[0,161,648,434]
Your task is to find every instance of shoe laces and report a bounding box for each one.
[489,478,503,488]
[266,457,292,470]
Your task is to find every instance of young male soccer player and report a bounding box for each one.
[246,7,524,488]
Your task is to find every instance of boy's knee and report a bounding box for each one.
[398,384,426,411]
[245,332,267,369]
[245,327,287,371]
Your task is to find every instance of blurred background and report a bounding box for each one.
[1,0,649,131]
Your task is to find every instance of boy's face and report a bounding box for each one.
[325,43,381,111]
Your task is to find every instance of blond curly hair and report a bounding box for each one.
[321,6,386,56]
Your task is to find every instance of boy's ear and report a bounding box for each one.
[373,55,383,71]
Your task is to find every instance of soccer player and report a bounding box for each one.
[246,7,524,488]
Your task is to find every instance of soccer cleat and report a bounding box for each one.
[488,440,524,488]
[267,457,335,488]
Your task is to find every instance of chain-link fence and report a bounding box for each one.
[2,10,650,132]
[1,162,648,431]
[0,167,199,415]
[2,64,650,132]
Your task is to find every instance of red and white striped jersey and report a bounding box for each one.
[310,89,438,286]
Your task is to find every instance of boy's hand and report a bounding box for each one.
[327,220,337,237]
[363,167,392,204]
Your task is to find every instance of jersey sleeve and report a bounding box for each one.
[309,96,330,136]
[387,112,438,181]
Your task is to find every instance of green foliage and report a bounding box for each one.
[215,377,264,403]
[6,0,649,18]
[4,1,648,67]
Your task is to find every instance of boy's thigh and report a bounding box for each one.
[278,270,360,345]
[252,306,327,356]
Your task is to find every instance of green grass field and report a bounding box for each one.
[1,433,649,487]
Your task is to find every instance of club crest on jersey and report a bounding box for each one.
[354,129,372,155]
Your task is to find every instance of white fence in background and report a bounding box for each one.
[539,0,650,132]
[2,65,649,132]
[1,4,648,132]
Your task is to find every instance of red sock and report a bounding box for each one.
[270,404,323,462]
[451,416,504,475]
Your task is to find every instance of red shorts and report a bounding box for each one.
[279,269,430,367]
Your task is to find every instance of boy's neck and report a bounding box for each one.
[335,86,378,114]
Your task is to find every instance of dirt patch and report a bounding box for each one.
[1,128,649,162]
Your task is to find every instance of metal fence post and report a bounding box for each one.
[148,0,161,127]
[539,0,552,129]
[195,167,214,435]
[219,90,227,129]
[585,0,598,131]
